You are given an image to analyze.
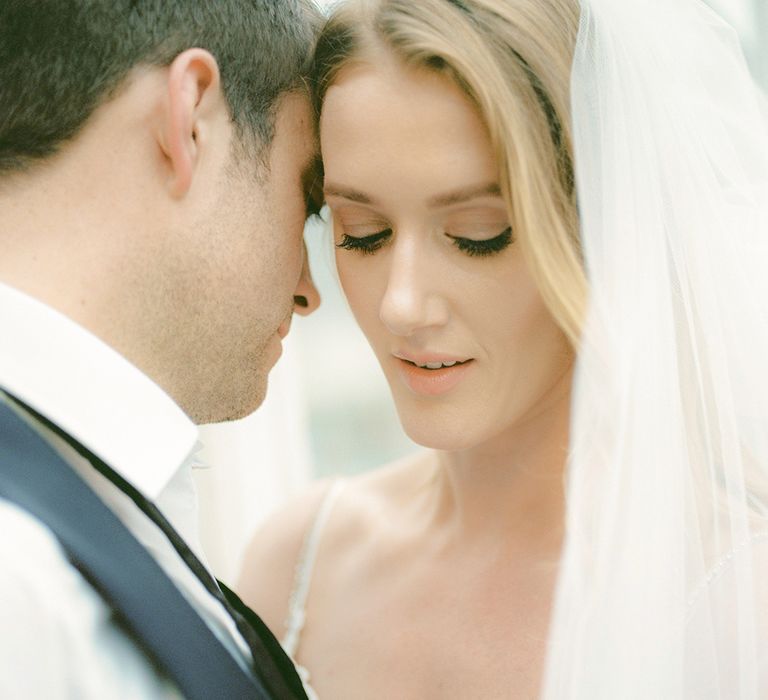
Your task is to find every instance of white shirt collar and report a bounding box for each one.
[0,282,198,499]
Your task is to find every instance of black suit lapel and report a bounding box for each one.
[0,399,274,699]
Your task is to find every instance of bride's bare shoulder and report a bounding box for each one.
[236,451,432,634]
[236,478,333,633]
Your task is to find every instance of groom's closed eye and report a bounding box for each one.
[302,154,324,217]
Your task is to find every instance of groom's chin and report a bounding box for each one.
[182,369,270,426]
[223,376,270,424]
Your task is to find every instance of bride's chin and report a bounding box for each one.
[397,413,483,452]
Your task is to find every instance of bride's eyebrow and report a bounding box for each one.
[323,183,375,204]
[322,182,502,208]
[428,182,501,207]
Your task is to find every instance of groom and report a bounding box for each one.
[0,2,322,698]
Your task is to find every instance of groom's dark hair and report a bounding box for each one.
[0,0,321,173]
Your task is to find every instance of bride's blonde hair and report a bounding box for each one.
[314,0,586,343]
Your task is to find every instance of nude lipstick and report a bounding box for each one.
[394,353,474,397]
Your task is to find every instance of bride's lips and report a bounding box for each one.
[394,353,474,397]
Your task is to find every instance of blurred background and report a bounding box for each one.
[195,0,768,582]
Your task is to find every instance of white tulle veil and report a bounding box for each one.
[543,0,768,697]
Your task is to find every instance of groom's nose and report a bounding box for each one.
[292,242,320,316]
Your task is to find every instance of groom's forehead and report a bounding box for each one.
[271,90,320,182]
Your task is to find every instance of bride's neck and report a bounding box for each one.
[429,373,571,554]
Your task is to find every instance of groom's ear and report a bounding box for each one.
[157,48,223,198]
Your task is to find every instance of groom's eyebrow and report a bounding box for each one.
[302,153,324,216]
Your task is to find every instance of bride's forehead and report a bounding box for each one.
[321,65,491,161]
[322,56,482,128]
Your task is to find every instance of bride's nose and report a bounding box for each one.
[379,235,449,337]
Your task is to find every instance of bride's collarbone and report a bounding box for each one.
[301,525,554,699]
[295,463,557,696]
[299,586,548,700]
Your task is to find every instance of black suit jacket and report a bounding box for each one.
[0,397,307,700]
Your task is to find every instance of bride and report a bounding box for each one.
[238,0,768,697]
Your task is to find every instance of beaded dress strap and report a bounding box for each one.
[282,479,347,658]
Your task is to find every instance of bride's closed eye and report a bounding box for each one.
[448,226,513,257]
[336,226,514,257]
[336,229,392,255]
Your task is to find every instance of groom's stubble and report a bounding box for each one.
[135,93,320,425]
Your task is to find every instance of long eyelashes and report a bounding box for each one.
[449,227,513,257]
[336,229,392,255]
[336,227,514,257]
